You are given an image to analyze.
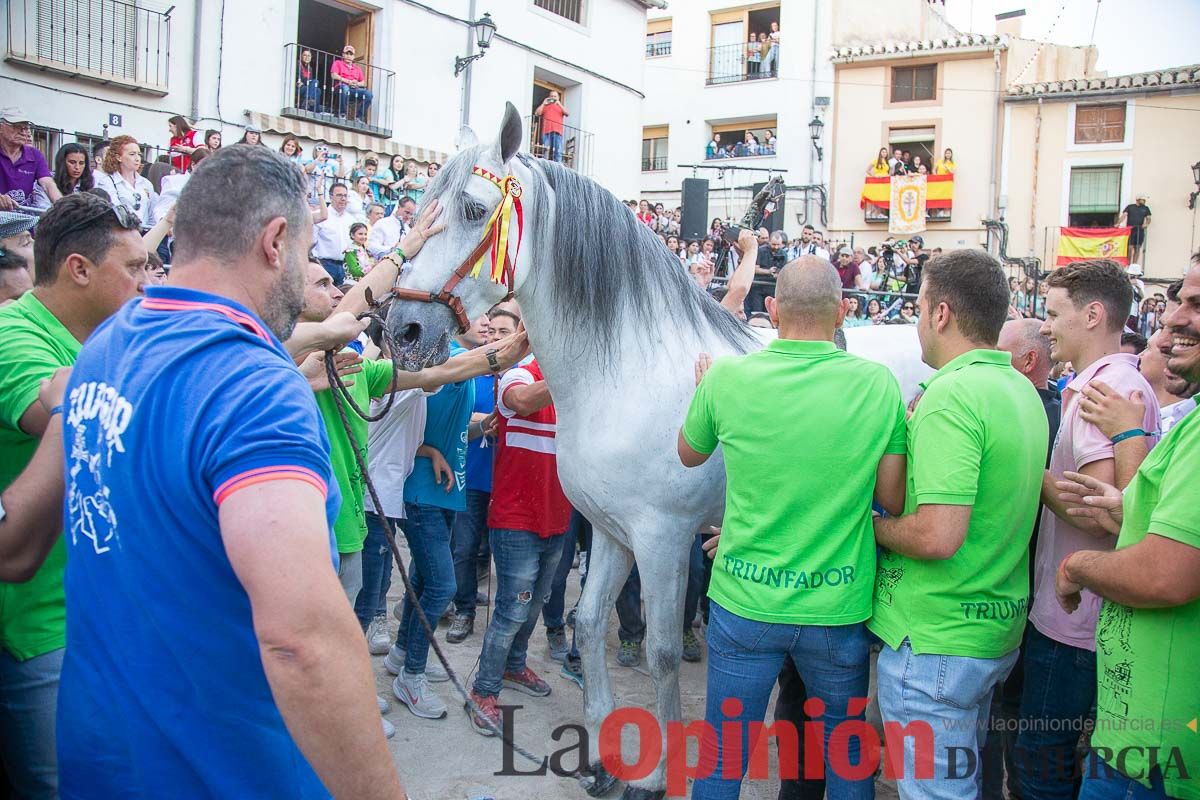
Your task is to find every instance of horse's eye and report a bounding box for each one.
[463,201,487,222]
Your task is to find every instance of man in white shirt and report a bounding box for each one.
[312,182,355,283]
[367,196,416,259]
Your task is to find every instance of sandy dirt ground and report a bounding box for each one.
[376,543,900,800]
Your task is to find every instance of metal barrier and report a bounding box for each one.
[525,115,593,176]
[5,0,171,92]
[281,43,395,137]
[706,42,778,85]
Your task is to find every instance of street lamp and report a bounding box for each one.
[455,13,496,76]
[809,115,825,162]
[1189,160,1200,210]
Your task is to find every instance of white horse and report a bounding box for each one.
[386,103,931,799]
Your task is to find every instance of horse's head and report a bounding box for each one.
[386,102,536,370]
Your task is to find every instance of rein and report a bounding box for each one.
[387,165,523,334]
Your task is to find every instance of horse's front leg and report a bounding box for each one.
[576,528,633,796]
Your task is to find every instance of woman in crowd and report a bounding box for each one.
[53,143,94,195]
[866,147,890,177]
[916,163,928,175]
[637,200,655,226]
[374,154,403,210]
[279,135,304,162]
[911,154,925,175]
[684,240,701,263]
[348,174,373,222]
[843,296,872,328]
[744,132,760,156]
[427,162,440,182]
[297,48,322,112]
[708,217,724,241]
[1015,276,1037,317]
[865,297,886,324]
[237,126,266,146]
[764,129,776,153]
[934,147,956,175]
[746,33,762,78]
[762,22,780,75]
[666,235,682,261]
[1136,297,1160,338]
[897,300,918,323]
[400,160,428,203]
[167,116,199,172]
[204,129,222,151]
[97,135,155,229]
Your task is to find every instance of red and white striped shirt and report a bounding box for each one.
[486,357,571,538]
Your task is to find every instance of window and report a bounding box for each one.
[642,126,668,171]
[1074,103,1126,145]
[891,64,937,102]
[707,118,777,159]
[534,0,583,25]
[888,127,935,169]
[706,5,780,85]
[1069,165,1123,226]
[646,19,672,57]
[31,126,61,166]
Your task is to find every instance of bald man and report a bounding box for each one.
[679,256,909,798]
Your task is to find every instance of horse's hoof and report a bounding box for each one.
[580,764,619,797]
[620,788,665,800]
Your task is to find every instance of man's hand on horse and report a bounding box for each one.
[298,351,362,393]
[489,324,530,371]
[398,198,447,259]
[701,527,721,560]
[321,312,369,351]
[695,353,713,387]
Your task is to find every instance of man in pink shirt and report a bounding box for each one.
[331,45,372,123]
[1014,259,1160,799]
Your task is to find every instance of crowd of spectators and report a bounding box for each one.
[704,129,778,160]
[866,145,956,177]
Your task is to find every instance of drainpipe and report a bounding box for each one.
[987,47,1000,222]
[1030,97,1042,260]
[808,0,819,187]
[459,0,477,129]
[190,0,204,121]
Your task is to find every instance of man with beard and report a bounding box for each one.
[54,145,409,799]
[1054,256,1200,800]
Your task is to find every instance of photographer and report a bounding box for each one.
[876,238,916,296]
[534,91,568,163]
[747,230,788,314]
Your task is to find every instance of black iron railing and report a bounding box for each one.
[642,155,668,171]
[281,43,395,137]
[706,42,779,85]
[525,115,593,176]
[5,0,171,92]
[704,142,778,160]
[534,0,583,24]
[645,36,671,57]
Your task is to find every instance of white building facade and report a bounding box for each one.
[638,0,834,239]
[2,0,650,199]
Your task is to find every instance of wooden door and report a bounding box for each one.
[346,13,372,83]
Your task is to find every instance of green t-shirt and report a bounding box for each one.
[869,349,1046,658]
[682,339,907,625]
[1092,409,1200,799]
[315,355,395,554]
[0,292,81,660]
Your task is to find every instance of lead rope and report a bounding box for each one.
[322,320,615,789]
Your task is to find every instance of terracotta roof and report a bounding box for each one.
[831,34,1004,62]
[1007,64,1200,97]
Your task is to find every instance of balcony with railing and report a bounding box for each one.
[525,115,593,176]
[5,0,171,94]
[281,43,395,138]
[642,155,668,171]
[706,42,779,86]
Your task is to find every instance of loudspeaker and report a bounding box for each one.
[680,178,709,242]
[752,181,785,234]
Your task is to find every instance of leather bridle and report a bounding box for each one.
[381,165,523,334]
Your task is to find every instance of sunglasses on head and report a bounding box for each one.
[57,203,141,241]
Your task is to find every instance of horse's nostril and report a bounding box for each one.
[398,323,421,346]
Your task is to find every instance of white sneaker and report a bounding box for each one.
[384,643,449,683]
[381,717,396,739]
[377,694,391,714]
[393,671,447,720]
[366,615,391,656]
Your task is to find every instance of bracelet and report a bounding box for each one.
[1110,428,1148,444]
[485,348,501,372]
[49,404,64,417]
[392,247,406,263]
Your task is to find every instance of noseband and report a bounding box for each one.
[387,166,524,334]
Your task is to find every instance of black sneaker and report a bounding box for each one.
[617,640,641,668]
[446,613,474,644]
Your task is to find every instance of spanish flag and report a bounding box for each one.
[1055,227,1131,266]
[860,175,954,210]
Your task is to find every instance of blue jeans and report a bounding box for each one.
[762,46,779,76]
[692,603,873,800]
[473,529,564,697]
[355,512,396,629]
[1015,625,1096,799]
[876,639,1019,800]
[542,517,579,630]
[541,131,563,162]
[318,257,345,285]
[297,78,322,111]
[1078,752,1170,800]
[450,489,490,616]
[335,85,373,121]
[616,563,645,644]
[396,502,456,675]
[0,647,63,800]
[683,533,705,628]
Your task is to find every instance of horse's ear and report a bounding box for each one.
[496,102,523,164]
[456,126,479,151]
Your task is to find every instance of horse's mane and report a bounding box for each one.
[521,156,757,364]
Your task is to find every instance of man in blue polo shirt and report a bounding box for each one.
[56,145,412,799]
